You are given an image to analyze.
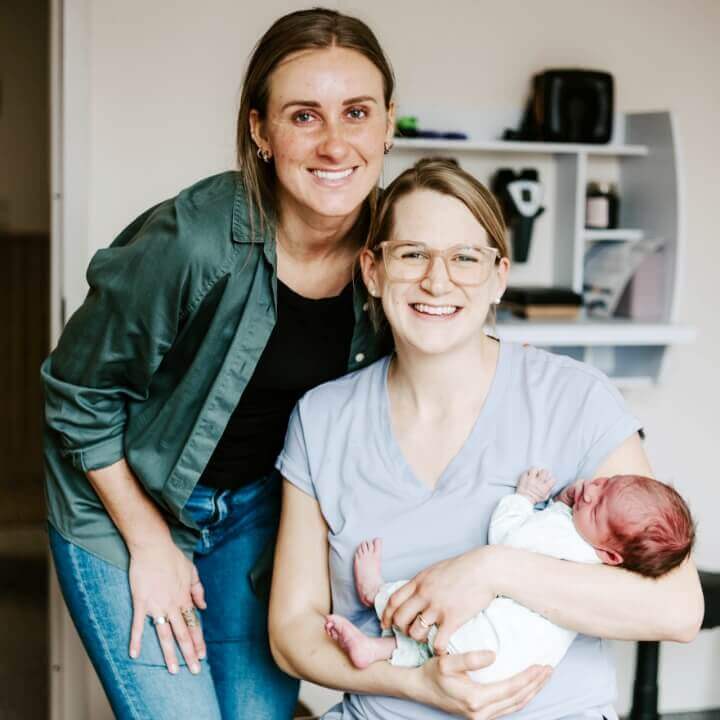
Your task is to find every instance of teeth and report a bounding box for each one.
[312,168,354,180]
[413,304,459,316]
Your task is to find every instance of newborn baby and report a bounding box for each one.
[325,469,695,682]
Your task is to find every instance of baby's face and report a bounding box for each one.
[570,476,626,564]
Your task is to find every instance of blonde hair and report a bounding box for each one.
[364,158,509,330]
[236,8,395,238]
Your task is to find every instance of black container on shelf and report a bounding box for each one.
[585,182,619,229]
[505,69,614,144]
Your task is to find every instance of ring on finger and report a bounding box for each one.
[181,607,199,628]
[416,613,431,630]
[153,614,169,626]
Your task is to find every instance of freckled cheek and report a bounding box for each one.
[348,124,385,157]
[271,130,317,166]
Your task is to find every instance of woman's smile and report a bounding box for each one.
[409,302,463,318]
[308,165,359,186]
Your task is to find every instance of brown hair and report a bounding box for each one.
[607,475,695,578]
[363,157,509,330]
[236,8,395,236]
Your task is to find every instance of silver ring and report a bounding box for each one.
[153,615,168,626]
[417,613,430,629]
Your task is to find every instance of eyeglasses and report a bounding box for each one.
[376,241,500,286]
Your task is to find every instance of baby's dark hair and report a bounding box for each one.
[608,475,695,578]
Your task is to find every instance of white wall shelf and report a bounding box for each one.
[493,318,696,346]
[607,377,656,390]
[386,112,694,385]
[583,229,644,241]
[393,137,649,157]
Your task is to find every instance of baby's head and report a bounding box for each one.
[571,474,695,578]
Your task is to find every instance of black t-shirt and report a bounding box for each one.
[199,279,355,490]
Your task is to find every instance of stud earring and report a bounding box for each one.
[494,296,502,305]
[383,142,393,155]
[256,147,272,163]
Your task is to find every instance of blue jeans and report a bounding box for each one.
[50,472,299,720]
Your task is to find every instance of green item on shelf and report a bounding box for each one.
[396,116,418,133]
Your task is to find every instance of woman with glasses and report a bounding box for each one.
[270,158,703,719]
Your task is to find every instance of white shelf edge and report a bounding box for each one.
[611,376,656,390]
[393,137,649,157]
[493,321,696,346]
[584,229,645,241]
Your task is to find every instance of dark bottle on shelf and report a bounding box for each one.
[586,182,619,229]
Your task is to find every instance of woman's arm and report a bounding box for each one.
[42,202,211,673]
[490,547,701,642]
[493,433,702,643]
[87,460,207,673]
[269,480,551,719]
[383,434,703,652]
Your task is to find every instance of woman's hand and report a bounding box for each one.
[128,538,207,674]
[417,651,552,719]
[381,547,498,654]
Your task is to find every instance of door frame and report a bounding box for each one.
[49,1,99,718]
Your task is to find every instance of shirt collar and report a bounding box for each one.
[231,173,374,315]
[231,173,274,247]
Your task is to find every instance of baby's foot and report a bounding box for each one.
[354,538,384,607]
[325,614,395,669]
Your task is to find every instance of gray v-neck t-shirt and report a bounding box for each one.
[276,341,641,720]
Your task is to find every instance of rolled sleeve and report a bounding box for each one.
[576,378,642,478]
[65,435,125,473]
[275,402,316,499]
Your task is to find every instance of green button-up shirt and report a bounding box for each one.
[42,171,386,570]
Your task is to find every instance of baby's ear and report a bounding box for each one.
[596,547,623,566]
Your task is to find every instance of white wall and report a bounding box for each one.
[68,0,720,715]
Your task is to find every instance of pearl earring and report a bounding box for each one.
[494,296,502,305]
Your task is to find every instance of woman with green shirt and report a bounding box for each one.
[43,9,395,719]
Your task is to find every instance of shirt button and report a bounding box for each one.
[355,352,365,363]
[362,302,369,312]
